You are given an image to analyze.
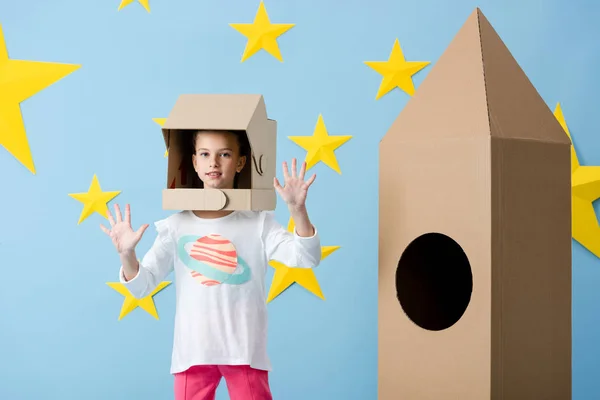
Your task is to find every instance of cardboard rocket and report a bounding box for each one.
[378,8,572,399]
[161,94,277,211]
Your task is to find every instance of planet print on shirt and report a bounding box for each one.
[177,234,251,286]
[188,234,237,286]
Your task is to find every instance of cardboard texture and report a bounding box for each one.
[161,94,277,211]
[378,8,572,400]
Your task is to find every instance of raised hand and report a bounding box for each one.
[100,204,149,254]
[273,158,316,210]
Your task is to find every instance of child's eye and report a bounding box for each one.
[221,153,231,157]
[200,152,209,157]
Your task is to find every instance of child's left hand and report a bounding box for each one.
[274,158,316,210]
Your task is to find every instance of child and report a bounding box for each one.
[100,129,321,400]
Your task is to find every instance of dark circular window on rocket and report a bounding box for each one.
[396,232,473,331]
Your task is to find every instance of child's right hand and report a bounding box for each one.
[100,204,149,255]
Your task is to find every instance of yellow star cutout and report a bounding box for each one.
[229,1,295,62]
[364,38,430,99]
[0,24,80,174]
[266,217,340,302]
[555,102,600,258]
[68,174,121,225]
[107,281,171,320]
[152,117,168,157]
[288,114,352,174]
[118,0,150,12]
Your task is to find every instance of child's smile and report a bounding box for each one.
[206,170,222,179]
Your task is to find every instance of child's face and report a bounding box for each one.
[192,131,246,189]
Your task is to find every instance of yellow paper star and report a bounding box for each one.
[153,118,168,157]
[267,217,340,302]
[555,103,600,258]
[0,25,80,174]
[107,281,171,320]
[68,174,121,225]
[229,1,295,62]
[288,114,352,174]
[364,38,430,99]
[118,0,150,12]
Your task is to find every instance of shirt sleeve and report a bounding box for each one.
[261,211,322,268]
[118,217,175,299]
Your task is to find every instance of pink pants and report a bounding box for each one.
[174,364,273,400]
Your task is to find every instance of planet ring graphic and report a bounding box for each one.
[177,235,251,285]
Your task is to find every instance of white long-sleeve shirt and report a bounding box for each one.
[119,210,321,374]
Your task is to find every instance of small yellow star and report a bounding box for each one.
[364,38,430,99]
[68,174,121,225]
[555,102,600,258]
[0,24,80,174]
[267,217,340,302]
[229,1,295,62]
[107,281,171,320]
[152,118,168,157]
[118,0,150,12]
[288,114,352,174]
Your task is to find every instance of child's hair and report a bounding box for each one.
[191,130,250,158]
[190,130,251,189]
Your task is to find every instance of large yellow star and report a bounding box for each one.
[288,114,352,174]
[0,25,80,174]
[68,174,121,225]
[267,217,340,302]
[118,0,150,12]
[107,281,171,320]
[555,102,600,258]
[364,38,430,99]
[152,117,168,157]
[229,1,295,62]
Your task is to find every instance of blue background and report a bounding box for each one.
[0,0,598,398]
